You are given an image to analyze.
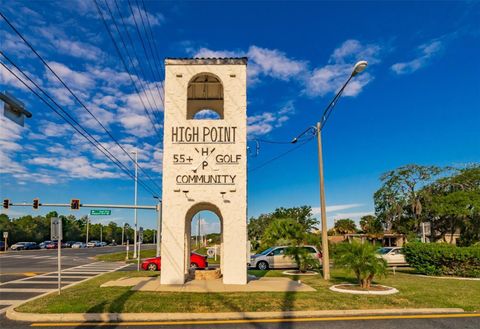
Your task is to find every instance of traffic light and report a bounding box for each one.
[33,198,40,210]
[70,199,80,210]
[2,199,9,209]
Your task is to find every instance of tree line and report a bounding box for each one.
[0,211,157,244]
[247,164,480,249]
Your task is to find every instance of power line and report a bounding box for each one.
[0,56,160,197]
[112,0,163,124]
[0,11,163,192]
[109,0,163,126]
[248,135,316,173]
[132,0,165,106]
[95,0,163,138]
[138,0,166,102]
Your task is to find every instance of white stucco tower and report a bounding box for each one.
[160,58,248,285]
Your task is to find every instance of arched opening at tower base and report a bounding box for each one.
[185,203,223,277]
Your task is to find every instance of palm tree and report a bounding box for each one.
[335,241,387,289]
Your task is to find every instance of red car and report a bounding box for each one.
[141,252,208,271]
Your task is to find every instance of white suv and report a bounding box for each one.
[249,245,321,270]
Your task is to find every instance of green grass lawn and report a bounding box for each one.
[17,268,480,314]
[96,249,157,262]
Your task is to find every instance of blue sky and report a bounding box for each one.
[1,1,479,234]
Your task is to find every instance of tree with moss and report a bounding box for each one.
[359,215,383,234]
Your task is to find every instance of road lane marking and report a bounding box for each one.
[29,313,480,327]
[6,281,63,284]
[0,300,23,305]
[0,288,51,292]
[23,272,38,276]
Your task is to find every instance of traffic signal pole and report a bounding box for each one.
[4,202,157,210]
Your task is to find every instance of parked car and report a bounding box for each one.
[72,242,86,249]
[46,241,57,249]
[87,241,101,247]
[11,242,39,251]
[45,241,67,249]
[0,241,5,250]
[64,241,76,248]
[249,245,322,270]
[141,252,208,271]
[377,247,407,266]
[39,241,52,249]
[100,241,107,247]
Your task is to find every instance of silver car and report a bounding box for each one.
[72,242,86,249]
[249,245,321,270]
[378,247,407,266]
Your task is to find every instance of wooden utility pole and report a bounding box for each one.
[317,122,330,280]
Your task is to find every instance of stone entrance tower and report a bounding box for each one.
[161,58,248,285]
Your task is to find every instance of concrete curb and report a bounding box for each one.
[7,308,465,322]
[329,284,399,295]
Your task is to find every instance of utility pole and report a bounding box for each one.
[132,150,138,258]
[121,223,125,246]
[85,216,89,244]
[100,225,103,244]
[197,214,200,248]
[291,61,368,281]
[317,122,330,280]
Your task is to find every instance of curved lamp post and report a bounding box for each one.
[292,60,368,280]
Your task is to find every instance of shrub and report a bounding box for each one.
[404,242,480,278]
[334,241,388,288]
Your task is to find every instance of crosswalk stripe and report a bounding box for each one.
[0,300,23,305]
[0,288,51,292]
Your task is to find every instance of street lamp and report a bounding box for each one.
[292,60,368,280]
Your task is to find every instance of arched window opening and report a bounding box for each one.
[187,73,224,119]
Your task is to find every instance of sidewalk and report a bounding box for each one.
[101,275,317,292]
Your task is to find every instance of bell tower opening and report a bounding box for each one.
[187,73,224,120]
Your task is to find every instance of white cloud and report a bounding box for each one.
[194,40,379,97]
[332,211,374,221]
[194,48,240,58]
[126,6,164,27]
[46,61,95,89]
[247,46,307,81]
[194,46,307,83]
[330,39,382,65]
[193,109,221,119]
[29,155,118,179]
[391,40,443,75]
[247,101,295,137]
[0,65,32,92]
[312,203,363,216]
[53,39,104,61]
[0,117,26,175]
[305,39,380,97]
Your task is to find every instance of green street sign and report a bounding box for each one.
[90,209,111,216]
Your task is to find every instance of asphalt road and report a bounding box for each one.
[0,313,479,328]
[0,245,155,283]
[0,245,155,313]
